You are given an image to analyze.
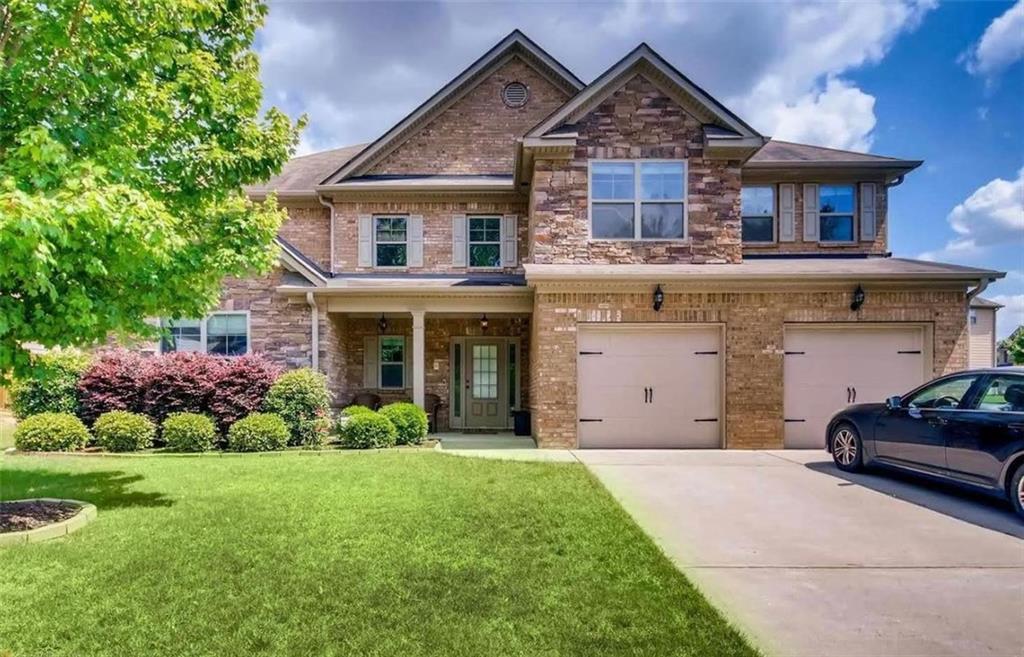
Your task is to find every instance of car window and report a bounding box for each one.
[976,375,1024,413]
[905,376,978,410]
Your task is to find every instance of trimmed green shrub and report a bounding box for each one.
[94,411,156,452]
[340,405,375,418]
[339,411,397,449]
[263,368,331,447]
[162,412,218,452]
[13,412,90,452]
[10,351,91,419]
[227,413,289,452]
[378,402,428,445]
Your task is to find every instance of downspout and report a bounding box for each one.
[966,277,991,304]
[317,193,336,273]
[885,174,906,189]
[306,292,319,372]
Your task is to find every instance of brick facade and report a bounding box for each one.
[219,270,314,370]
[529,75,743,265]
[530,285,969,449]
[278,204,332,271]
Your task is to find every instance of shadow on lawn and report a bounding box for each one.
[0,469,174,510]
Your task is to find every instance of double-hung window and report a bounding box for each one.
[379,336,405,389]
[160,313,249,356]
[468,216,501,268]
[374,216,407,267]
[741,186,775,243]
[590,160,686,240]
[819,185,855,242]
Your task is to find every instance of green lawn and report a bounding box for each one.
[0,411,15,449]
[0,451,757,657]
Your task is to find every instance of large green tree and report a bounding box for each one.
[0,0,303,377]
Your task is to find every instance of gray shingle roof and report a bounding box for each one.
[747,140,921,167]
[971,297,1004,309]
[245,143,367,195]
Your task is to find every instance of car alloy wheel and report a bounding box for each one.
[833,428,858,466]
[1018,475,1024,510]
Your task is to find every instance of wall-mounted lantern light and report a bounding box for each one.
[378,314,388,333]
[653,284,665,312]
[850,284,866,311]
[480,314,489,331]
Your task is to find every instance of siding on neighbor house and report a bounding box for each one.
[968,307,996,368]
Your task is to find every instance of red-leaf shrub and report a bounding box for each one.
[208,354,282,432]
[140,352,226,423]
[76,350,146,426]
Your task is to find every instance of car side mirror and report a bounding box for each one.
[886,396,902,411]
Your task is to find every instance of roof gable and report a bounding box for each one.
[323,30,583,185]
[526,43,762,141]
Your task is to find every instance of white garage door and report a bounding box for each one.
[783,325,927,448]
[577,325,722,449]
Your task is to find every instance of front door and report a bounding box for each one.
[465,339,506,429]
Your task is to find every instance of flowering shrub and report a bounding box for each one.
[263,368,332,447]
[76,350,146,425]
[208,354,282,432]
[139,352,226,423]
[11,351,92,419]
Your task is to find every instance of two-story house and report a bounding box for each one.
[166,31,1003,450]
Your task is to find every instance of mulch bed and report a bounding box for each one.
[1,500,80,533]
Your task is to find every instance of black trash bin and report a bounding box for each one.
[511,410,531,437]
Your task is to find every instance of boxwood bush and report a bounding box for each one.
[13,413,90,452]
[162,412,218,452]
[263,368,331,447]
[338,411,397,449]
[11,351,92,419]
[227,413,289,452]
[94,411,156,452]
[340,405,375,418]
[378,402,428,445]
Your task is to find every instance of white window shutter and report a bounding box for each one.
[408,215,424,267]
[779,184,795,242]
[357,215,373,267]
[403,336,411,389]
[501,214,518,267]
[802,184,819,242]
[452,214,467,267]
[860,183,877,241]
[363,336,378,389]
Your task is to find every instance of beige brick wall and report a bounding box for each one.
[529,74,743,265]
[529,285,969,449]
[367,56,570,175]
[278,204,331,271]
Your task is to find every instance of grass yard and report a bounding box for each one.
[0,411,15,449]
[0,451,758,657]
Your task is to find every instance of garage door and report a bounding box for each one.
[577,325,722,448]
[783,325,926,448]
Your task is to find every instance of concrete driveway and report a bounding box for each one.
[576,450,1024,657]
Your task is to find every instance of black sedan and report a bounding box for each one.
[825,367,1024,519]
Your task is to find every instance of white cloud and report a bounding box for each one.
[750,77,877,151]
[989,294,1024,339]
[919,167,1024,261]
[961,0,1024,81]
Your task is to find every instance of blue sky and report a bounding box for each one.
[256,0,1023,337]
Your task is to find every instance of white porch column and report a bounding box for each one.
[411,310,426,408]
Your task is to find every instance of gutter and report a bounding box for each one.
[316,193,336,272]
[306,292,319,372]
[966,277,994,304]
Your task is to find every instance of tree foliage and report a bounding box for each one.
[0,0,303,377]
[1006,329,1024,366]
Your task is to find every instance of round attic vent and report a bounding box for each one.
[501,82,529,108]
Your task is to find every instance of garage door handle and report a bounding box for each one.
[852,387,856,403]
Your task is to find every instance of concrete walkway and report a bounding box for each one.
[575,449,1024,657]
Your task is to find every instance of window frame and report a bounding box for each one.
[817,183,857,244]
[466,215,503,270]
[587,159,689,242]
[373,215,409,269]
[741,184,777,244]
[159,311,251,357]
[378,335,405,390]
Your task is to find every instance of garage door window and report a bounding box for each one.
[590,161,686,240]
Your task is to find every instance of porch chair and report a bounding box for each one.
[347,392,382,411]
[424,393,444,433]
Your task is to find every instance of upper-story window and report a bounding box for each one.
[468,216,501,268]
[819,185,855,242]
[741,186,775,243]
[160,313,249,356]
[970,310,978,325]
[589,160,686,240]
[374,216,407,267]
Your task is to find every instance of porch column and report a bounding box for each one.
[411,310,426,408]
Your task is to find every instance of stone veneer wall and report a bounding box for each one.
[529,74,743,265]
[337,316,530,431]
[367,56,570,176]
[530,286,969,449]
[741,181,889,256]
[219,269,314,369]
[278,204,331,271]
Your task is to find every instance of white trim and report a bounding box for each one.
[159,311,251,357]
[587,159,689,241]
[372,214,410,270]
[741,184,776,244]
[378,335,406,390]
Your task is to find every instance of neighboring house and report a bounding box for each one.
[159,31,1003,450]
[968,297,1002,368]
[998,326,1023,366]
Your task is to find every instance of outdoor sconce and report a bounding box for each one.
[378,314,388,333]
[480,314,489,331]
[653,284,665,312]
[850,284,866,311]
